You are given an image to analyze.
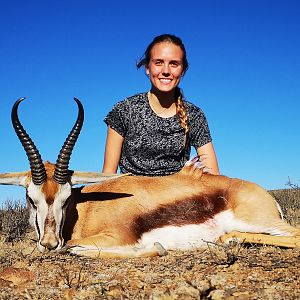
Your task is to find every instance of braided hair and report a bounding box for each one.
[175,87,189,145]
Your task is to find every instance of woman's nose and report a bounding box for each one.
[161,64,170,76]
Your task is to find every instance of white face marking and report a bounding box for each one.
[27,182,49,252]
[52,183,72,248]
[27,181,72,251]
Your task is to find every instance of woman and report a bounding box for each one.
[103,34,219,176]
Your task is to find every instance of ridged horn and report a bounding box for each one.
[11,98,47,185]
[54,98,84,184]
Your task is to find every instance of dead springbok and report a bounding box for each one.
[0,98,299,258]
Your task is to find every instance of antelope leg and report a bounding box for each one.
[219,231,300,248]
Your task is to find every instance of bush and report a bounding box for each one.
[0,199,30,242]
[270,181,300,226]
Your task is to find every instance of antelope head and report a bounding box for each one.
[0,98,123,252]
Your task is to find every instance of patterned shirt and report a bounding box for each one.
[104,92,212,176]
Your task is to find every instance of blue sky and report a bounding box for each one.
[0,0,299,204]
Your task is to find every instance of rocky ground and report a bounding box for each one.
[0,233,299,300]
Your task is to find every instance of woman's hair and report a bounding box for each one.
[175,87,189,145]
[137,34,189,145]
[136,34,189,74]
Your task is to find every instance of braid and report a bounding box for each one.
[175,88,189,146]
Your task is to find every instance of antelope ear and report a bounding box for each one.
[70,171,130,185]
[0,171,29,187]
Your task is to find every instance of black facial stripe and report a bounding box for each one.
[59,210,65,241]
[59,199,69,242]
[62,199,69,209]
[35,213,41,239]
[26,192,37,210]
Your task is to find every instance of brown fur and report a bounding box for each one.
[31,162,60,205]
[61,164,300,253]
[131,192,228,240]
[2,161,300,257]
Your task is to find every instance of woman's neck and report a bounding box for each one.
[148,88,178,117]
[149,88,177,107]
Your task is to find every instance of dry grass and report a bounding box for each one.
[0,199,30,243]
[270,183,300,226]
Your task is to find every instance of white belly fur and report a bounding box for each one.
[138,209,271,250]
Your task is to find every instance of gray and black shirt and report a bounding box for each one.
[104,92,212,176]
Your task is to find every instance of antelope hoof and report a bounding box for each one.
[56,244,71,254]
[154,242,168,256]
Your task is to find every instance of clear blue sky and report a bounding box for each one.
[0,0,299,204]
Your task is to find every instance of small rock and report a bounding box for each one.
[209,289,226,300]
[0,267,35,286]
[228,261,241,271]
[63,288,75,300]
[232,291,250,297]
[177,284,199,298]
[210,274,227,288]
[0,278,12,288]
[190,278,211,294]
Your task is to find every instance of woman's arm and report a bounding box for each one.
[102,126,124,173]
[196,142,220,175]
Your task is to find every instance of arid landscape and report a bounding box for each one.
[0,187,299,299]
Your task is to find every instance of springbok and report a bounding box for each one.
[0,98,299,258]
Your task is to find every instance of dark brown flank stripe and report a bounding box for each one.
[131,191,228,240]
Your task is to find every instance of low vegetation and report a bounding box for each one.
[0,199,29,243]
[270,181,300,226]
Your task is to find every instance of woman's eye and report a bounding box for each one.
[153,60,163,65]
[170,61,180,67]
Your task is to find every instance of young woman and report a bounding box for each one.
[103,34,219,176]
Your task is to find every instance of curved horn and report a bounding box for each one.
[54,98,84,184]
[11,98,47,185]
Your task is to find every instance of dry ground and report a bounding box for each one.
[0,188,299,299]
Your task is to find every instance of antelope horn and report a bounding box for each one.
[11,98,47,185]
[54,98,84,184]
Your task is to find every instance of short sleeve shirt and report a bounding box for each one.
[104,92,212,176]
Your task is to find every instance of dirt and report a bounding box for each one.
[0,233,299,299]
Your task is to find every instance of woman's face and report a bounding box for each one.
[146,42,184,94]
